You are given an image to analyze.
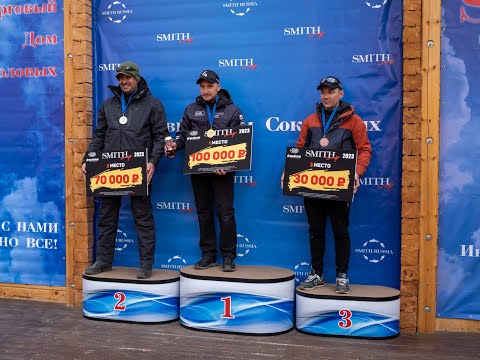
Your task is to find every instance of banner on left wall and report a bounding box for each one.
[0,0,66,286]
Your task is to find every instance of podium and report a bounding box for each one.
[296,284,400,339]
[83,267,180,323]
[180,265,295,334]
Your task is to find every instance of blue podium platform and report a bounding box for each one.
[296,284,400,339]
[82,267,180,324]
[180,265,295,335]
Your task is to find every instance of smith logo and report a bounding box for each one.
[360,177,393,190]
[352,53,394,65]
[160,255,187,270]
[234,175,256,187]
[156,202,193,213]
[218,58,257,70]
[355,238,393,263]
[98,63,121,72]
[102,151,129,159]
[366,0,388,9]
[102,1,133,24]
[223,1,258,16]
[156,32,192,44]
[283,26,325,38]
[294,261,311,283]
[283,205,305,214]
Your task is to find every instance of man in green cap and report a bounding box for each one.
[82,61,170,279]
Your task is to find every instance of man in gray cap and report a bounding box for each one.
[82,61,170,279]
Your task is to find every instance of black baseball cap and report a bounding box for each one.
[317,76,343,90]
[196,70,220,84]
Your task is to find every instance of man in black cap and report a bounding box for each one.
[295,76,372,294]
[165,70,244,272]
[82,61,170,279]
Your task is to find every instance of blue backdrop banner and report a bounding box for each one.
[92,0,403,288]
[0,1,65,286]
[438,2,480,320]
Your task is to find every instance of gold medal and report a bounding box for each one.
[320,137,329,147]
[206,129,216,138]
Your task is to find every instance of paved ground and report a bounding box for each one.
[0,298,479,360]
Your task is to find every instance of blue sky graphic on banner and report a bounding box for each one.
[0,1,65,285]
[438,3,480,320]
[93,0,402,288]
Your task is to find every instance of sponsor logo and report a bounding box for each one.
[294,261,311,284]
[160,255,188,270]
[365,0,388,9]
[460,245,480,257]
[195,111,205,117]
[359,177,394,190]
[223,1,259,16]
[234,175,256,187]
[156,201,193,213]
[461,1,480,23]
[290,148,299,154]
[265,116,302,132]
[98,63,121,72]
[189,131,199,136]
[88,152,96,157]
[364,120,382,132]
[115,229,134,252]
[236,233,257,257]
[266,117,381,132]
[283,205,305,214]
[156,32,192,44]
[352,53,395,65]
[102,1,133,24]
[355,238,394,263]
[218,58,258,70]
[167,122,181,133]
[283,26,325,39]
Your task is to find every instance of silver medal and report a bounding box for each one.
[119,116,128,125]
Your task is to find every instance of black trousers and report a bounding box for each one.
[191,172,237,260]
[303,197,350,276]
[96,195,155,266]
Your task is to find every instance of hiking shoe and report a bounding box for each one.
[299,269,325,290]
[222,257,236,272]
[194,256,217,270]
[85,261,112,275]
[137,264,153,279]
[336,272,350,294]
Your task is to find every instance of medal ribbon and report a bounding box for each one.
[205,95,219,128]
[321,105,339,137]
[121,89,138,115]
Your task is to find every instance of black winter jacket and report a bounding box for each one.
[84,77,169,166]
[175,89,243,150]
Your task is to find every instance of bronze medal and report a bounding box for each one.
[320,137,329,147]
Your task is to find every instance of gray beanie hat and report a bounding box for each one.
[116,61,141,82]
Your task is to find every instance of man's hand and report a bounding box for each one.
[214,169,226,175]
[280,171,285,190]
[353,173,360,193]
[147,162,155,185]
[164,141,177,154]
[82,163,87,182]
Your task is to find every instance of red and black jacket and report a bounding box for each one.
[296,101,372,176]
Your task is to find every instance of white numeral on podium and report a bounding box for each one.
[338,309,352,328]
[114,292,127,311]
[220,296,235,319]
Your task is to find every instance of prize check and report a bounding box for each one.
[283,147,357,202]
[85,149,148,197]
[183,125,253,175]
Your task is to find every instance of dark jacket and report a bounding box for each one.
[174,89,243,150]
[296,101,372,176]
[84,77,169,166]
